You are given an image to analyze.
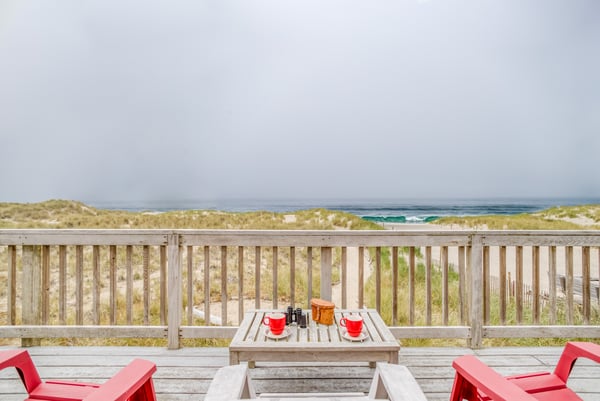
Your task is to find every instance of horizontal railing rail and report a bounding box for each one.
[1,229,599,349]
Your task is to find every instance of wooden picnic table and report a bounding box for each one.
[229,309,400,367]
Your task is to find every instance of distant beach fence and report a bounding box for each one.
[0,229,599,349]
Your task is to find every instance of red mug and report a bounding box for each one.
[340,314,363,337]
[263,312,286,335]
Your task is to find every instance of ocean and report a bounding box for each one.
[85,197,600,224]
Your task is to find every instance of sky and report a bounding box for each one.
[1,0,599,204]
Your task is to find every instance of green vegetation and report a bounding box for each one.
[435,204,600,230]
[0,200,382,230]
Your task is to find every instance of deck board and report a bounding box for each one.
[0,346,599,401]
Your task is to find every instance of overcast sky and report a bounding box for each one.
[1,0,599,204]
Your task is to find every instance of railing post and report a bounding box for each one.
[469,234,483,349]
[22,245,42,347]
[320,247,332,301]
[167,233,182,349]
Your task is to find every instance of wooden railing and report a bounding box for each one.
[0,229,599,349]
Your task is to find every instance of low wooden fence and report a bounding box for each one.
[0,229,599,349]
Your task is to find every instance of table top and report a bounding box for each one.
[230,309,399,351]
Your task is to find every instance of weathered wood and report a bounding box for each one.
[482,246,489,325]
[532,245,540,324]
[2,345,595,401]
[498,246,506,325]
[221,245,228,325]
[187,245,194,325]
[144,245,150,325]
[168,234,182,349]
[41,245,50,325]
[21,245,41,346]
[229,309,399,366]
[408,247,415,326]
[391,246,398,326]
[76,245,83,325]
[59,244,67,324]
[272,246,278,309]
[469,237,483,349]
[255,246,261,310]
[2,229,600,348]
[341,246,347,309]
[358,247,364,309]
[7,245,16,325]
[548,246,557,324]
[126,244,133,324]
[92,245,100,325]
[320,247,332,301]
[205,246,211,324]
[110,245,117,325]
[425,246,432,326]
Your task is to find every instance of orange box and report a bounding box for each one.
[310,298,335,325]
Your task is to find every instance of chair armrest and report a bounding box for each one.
[0,349,42,393]
[368,363,427,401]
[82,359,157,401]
[554,341,600,382]
[205,364,256,401]
[451,355,538,401]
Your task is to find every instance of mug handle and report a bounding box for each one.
[339,317,347,327]
[263,316,270,325]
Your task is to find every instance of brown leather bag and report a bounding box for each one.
[310,298,335,325]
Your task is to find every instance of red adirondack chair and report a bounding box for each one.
[0,349,157,401]
[450,341,600,401]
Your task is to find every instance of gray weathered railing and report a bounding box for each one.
[1,229,599,349]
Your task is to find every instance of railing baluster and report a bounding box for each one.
[442,246,449,326]
[22,245,41,346]
[582,246,590,324]
[409,246,415,325]
[516,246,523,324]
[238,246,244,324]
[204,245,210,325]
[272,246,278,308]
[255,246,261,309]
[307,247,313,308]
[93,245,100,325]
[160,245,167,326]
[59,245,67,325]
[499,246,506,325]
[76,245,83,325]
[375,247,381,312]
[565,246,574,325]
[483,246,489,325]
[290,246,295,308]
[7,245,16,325]
[358,246,364,308]
[167,233,181,349]
[320,247,332,301]
[187,245,193,325]
[548,246,557,324]
[392,246,398,326]
[470,235,483,349]
[221,245,227,325]
[126,245,133,325]
[458,246,466,325]
[532,246,540,324]
[41,245,50,325]
[425,246,432,326]
[341,246,347,309]
[143,245,150,325]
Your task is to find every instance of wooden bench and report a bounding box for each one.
[205,363,427,401]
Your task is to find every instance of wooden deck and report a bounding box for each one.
[1,346,599,401]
